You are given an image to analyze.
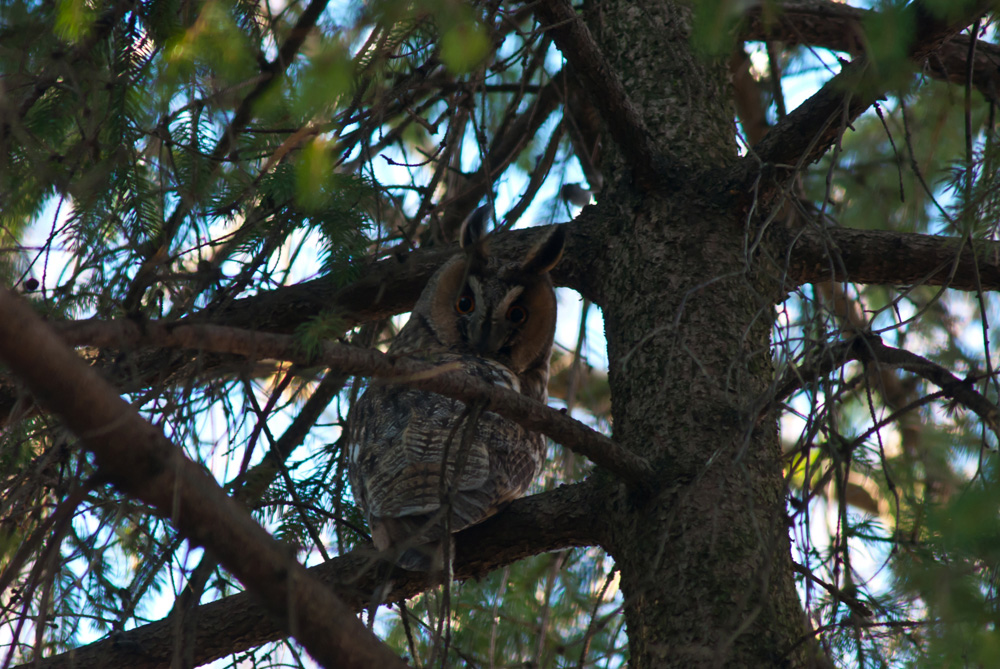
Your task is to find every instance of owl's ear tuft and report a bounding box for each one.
[460,205,491,268]
[521,225,565,275]
[460,206,490,249]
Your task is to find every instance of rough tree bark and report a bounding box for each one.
[563,2,808,666]
[5,1,996,667]
[537,1,984,667]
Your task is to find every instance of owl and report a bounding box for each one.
[348,212,565,570]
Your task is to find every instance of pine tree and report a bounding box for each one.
[2,1,1000,667]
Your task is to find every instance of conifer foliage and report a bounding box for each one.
[3,1,1000,667]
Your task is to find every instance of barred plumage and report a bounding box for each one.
[348,216,564,570]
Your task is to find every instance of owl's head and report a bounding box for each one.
[406,210,565,377]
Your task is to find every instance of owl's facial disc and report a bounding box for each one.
[458,281,527,358]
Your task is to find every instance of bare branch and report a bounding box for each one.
[772,333,1000,441]
[0,290,407,669]
[30,481,601,669]
[780,226,1000,293]
[53,319,654,487]
[437,69,568,238]
[534,0,659,186]
[741,1,1000,102]
[750,1,992,169]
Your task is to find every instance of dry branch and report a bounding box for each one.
[437,69,568,237]
[0,290,407,669]
[30,481,600,669]
[53,318,653,487]
[750,1,992,169]
[6,216,1000,431]
[781,225,1000,293]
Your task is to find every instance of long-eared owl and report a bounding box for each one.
[348,212,565,570]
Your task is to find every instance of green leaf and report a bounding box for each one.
[164,0,257,85]
[294,139,336,214]
[691,0,745,55]
[439,19,489,74]
[862,3,916,91]
[54,0,95,43]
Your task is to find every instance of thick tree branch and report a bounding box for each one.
[31,481,601,669]
[742,1,1000,102]
[164,368,351,656]
[750,1,992,169]
[780,226,1000,293]
[534,0,659,185]
[0,290,407,669]
[0,218,612,428]
[204,218,598,333]
[53,319,654,486]
[6,222,999,435]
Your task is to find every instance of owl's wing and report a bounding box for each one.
[349,384,492,521]
[348,357,545,568]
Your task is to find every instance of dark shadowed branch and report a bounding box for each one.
[742,1,1000,102]
[749,1,992,170]
[53,318,654,486]
[1,0,131,128]
[0,289,408,669]
[201,219,602,333]
[780,225,1000,293]
[29,481,601,669]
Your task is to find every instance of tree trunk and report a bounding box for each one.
[587,2,812,665]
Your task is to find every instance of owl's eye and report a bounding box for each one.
[455,293,475,314]
[506,305,528,325]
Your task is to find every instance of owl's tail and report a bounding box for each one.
[370,513,448,571]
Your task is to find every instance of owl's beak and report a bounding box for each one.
[471,318,507,355]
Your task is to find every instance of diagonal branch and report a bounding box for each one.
[164,368,351,658]
[741,1,1000,102]
[750,0,992,170]
[0,289,407,669]
[28,481,599,669]
[771,333,1000,441]
[856,337,1000,441]
[534,0,659,185]
[54,319,654,487]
